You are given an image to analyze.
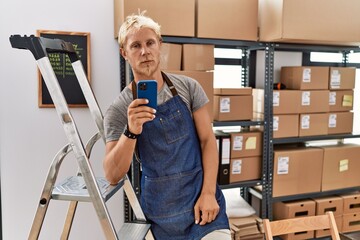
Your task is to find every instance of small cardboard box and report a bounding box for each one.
[258,0,360,45]
[328,112,353,135]
[280,66,329,90]
[273,146,323,197]
[214,88,253,121]
[182,44,214,71]
[229,156,261,183]
[196,0,258,41]
[253,89,301,114]
[299,113,328,137]
[299,90,330,113]
[273,199,316,240]
[160,43,182,71]
[114,0,195,38]
[273,114,299,138]
[230,130,262,158]
[342,213,360,233]
[166,70,213,120]
[329,67,356,90]
[329,90,354,112]
[340,192,360,214]
[313,196,344,237]
[321,144,360,191]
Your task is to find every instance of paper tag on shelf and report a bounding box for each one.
[329,92,336,105]
[233,136,243,151]
[302,68,311,82]
[330,69,341,88]
[245,137,257,150]
[220,97,230,113]
[232,159,242,174]
[301,115,310,129]
[277,157,289,175]
[328,114,337,128]
[302,91,311,106]
[273,92,280,107]
[273,116,279,131]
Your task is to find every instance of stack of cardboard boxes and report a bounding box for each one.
[273,192,360,239]
[215,129,262,185]
[229,215,264,240]
[253,66,355,138]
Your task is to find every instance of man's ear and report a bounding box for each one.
[120,48,127,60]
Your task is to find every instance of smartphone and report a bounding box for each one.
[137,80,157,110]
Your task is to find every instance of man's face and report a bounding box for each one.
[121,27,161,78]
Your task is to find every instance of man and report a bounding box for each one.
[103,12,230,240]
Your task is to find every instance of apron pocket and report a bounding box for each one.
[142,167,202,219]
[159,108,188,144]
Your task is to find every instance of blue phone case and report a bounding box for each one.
[137,80,157,109]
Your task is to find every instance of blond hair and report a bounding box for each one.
[118,11,162,48]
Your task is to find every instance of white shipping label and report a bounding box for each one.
[221,139,230,164]
[329,92,336,105]
[220,97,230,113]
[273,116,279,131]
[330,70,341,88]
[232,160,242,174]
[301,115,310,129]
[277,157,289,175]
[302,91,311,106]
[273,92,280,107]
[233,136,243,151]
[328,114,337,128]
[302,68,311,82]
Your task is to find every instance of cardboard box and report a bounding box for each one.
[329,90,354,112]
[196,0,258,41]
[342,213,360,233]
[299,113,328,137]
[229,156,261,183]
[114,0,195,38]
[214,88,253,121]
[166,70,213,120]
[280,66,329,90]
[299,90,330,113]
[253,89,301,114]
[340,193,360,214]
[273,147,323,197]
[160,43,182,71]
[313,196,344,237]
[258,0,360,45]
[321,144,360,191]
[329,67,356,90]
[328,112,353,135]
[182,44,214,71]
[273,199,316,240]
[230,130,262,158]
[273,114,299,138]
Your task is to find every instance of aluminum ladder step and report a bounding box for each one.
[52,176,124,202]
[117,222,151,240]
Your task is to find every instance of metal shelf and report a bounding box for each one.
[273,133,360,144]
[219,180,262,190]
[213,119,264,127]
[271,187,360,202]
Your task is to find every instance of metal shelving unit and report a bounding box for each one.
[265,42,360,220]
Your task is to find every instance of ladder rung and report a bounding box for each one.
[117,222,151,240]
[52,176,124,202]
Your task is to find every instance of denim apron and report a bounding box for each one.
[132,72,229,240]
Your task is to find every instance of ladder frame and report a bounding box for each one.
[9,35,151,240]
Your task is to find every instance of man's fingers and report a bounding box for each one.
[194,205,200,224]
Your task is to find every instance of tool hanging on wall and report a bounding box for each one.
[9,35,152,240]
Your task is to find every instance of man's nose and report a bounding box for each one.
[141,45,150,55]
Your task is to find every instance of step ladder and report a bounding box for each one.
[9,35,152,240]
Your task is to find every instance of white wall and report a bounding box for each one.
[0,1,124,239]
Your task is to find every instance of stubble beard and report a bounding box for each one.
[134,60,160,78]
